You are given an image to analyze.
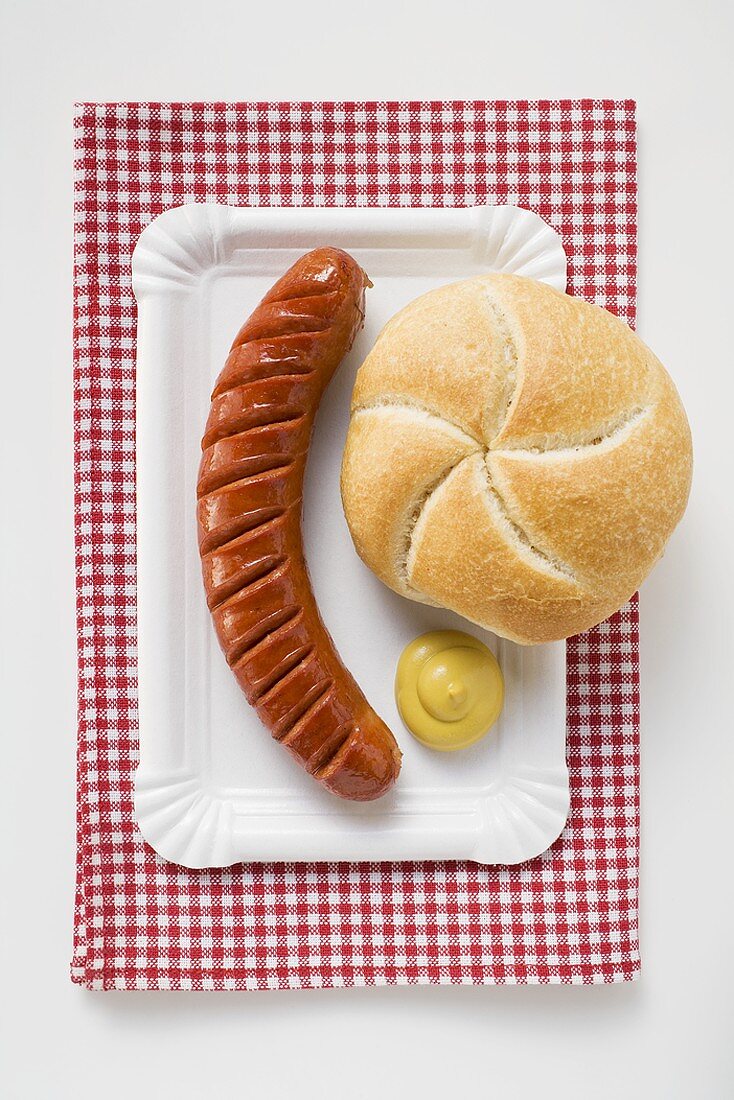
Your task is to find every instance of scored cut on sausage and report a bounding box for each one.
[197,248,402,801]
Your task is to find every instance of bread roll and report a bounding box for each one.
[340,274,692,644]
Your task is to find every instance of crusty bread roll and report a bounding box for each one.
[340,274,692,644]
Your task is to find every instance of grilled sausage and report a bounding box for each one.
[197,248,402,800]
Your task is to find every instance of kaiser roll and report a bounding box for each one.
[340,274,692,644]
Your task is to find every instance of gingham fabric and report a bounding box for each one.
[72,100,640,990]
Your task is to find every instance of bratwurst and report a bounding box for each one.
[197,248,402,800]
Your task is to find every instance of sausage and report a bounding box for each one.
[197,248,402,800]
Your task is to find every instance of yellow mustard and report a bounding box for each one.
[395,630,504,751]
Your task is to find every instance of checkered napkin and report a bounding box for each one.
[72,100,640,989]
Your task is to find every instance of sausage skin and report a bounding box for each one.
[197,248,402,800]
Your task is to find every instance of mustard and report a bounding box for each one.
[395,630,504,751]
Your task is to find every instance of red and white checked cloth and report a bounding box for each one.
[72,100,640,990]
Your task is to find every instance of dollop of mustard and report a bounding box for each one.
[395,630,504,751]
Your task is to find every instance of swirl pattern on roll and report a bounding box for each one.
[341,274,692,644]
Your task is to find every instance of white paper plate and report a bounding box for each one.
[132,203,570,869]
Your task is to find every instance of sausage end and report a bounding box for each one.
[318,716,402,802]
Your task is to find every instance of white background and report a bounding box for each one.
[0,1,732,1097]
